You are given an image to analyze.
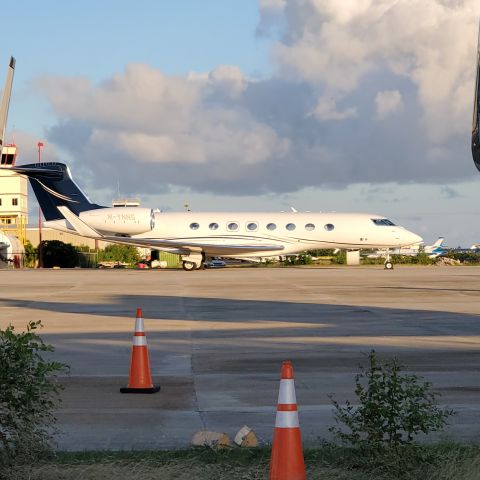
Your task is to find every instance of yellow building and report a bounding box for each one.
[0,144,28,244]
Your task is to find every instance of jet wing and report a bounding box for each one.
[102,235,285,255]
[57,205,284,255]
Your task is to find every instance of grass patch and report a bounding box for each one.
[3,443,480,480]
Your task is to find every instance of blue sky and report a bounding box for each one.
[2,0,480,246]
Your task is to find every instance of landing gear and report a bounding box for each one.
[384,250,393,270]
[181,252,204,271]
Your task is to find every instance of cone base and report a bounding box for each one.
[120,386,160,394]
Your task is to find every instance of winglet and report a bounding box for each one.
[0,56,15,153]
[57,205,103,238]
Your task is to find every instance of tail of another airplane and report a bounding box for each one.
[0,56,15,155]
[9,162,104,221]
[430,237,444,248]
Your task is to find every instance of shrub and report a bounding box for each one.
[97,244,140,265]
[23,240,37,268]
[40,240,79,268]
[329,351,454,451]
[0,321,69,464]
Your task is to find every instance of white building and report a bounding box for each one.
[0,144,28,244]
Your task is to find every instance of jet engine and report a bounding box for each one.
[79,207,155,235]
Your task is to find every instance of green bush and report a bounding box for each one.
[0,321,69,464]
[23,240,37,268]
[329,351,454,451]
[97,244,140,265]
[284,253,313,265]
[40,240,79,268]
[444,252,480,264]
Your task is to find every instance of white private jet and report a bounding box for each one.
[0,56,421,270]
[5,162,422,270]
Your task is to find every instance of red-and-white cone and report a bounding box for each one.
[120,308,160,394]
[269,360,306,480]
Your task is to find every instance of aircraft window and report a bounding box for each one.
[209,222,219,230]
[371,218,396,226]
[324,223,335,231]
[286,223,296,231]
[247,222,258,231]
[190,222,200,230]
[266,223,277,231]
[227,222,239,231]
[305,223,315,231]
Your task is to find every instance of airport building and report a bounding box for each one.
[0,144,27,244]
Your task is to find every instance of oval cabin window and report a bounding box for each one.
[305,223,315,231]
[227,222,239,231]
[266,223,277,231]
[190,222,200,230]
[324,223,335,231]
[209,222,219,230]
[247,222,258,231]
[286,223,296,231]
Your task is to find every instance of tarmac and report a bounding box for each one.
[1,265,480,450]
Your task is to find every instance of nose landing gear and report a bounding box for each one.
[384,250,393,270]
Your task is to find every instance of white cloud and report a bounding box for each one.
[313,97,357,120]
[275,0,478,141]
[375,90,403,119]
[32,0,479,197]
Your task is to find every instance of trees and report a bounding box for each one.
[40,240,79,268]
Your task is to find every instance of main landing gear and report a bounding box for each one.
[181,252,204,271]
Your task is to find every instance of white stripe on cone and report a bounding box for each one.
[135,317,145,332]
[275,410,300,428]
[133,336,147,346]
[277,379,297,404]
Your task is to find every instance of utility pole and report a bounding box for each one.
[37,141,44,268]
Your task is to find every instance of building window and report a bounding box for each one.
[266,223,277,231]
[189,222,200,230]
[227,222,239,231]
[305,223,315,231]
[12,198,18,206]
[286,223,296,231]
[324,223,335,231]
[246,222,258,231]
[209,222,219,230]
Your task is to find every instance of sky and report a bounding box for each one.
[1,0,480,247]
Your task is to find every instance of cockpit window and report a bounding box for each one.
[371,218,396,226]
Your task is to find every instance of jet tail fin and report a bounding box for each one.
[5,162,105,221]
[431,237,445,248]
[0,56,15,156]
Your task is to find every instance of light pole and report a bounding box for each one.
[37,142,44,268]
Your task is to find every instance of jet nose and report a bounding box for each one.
[403,230,423,247]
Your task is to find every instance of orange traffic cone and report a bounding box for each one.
[120,308,160,394]
[269,360,306,480]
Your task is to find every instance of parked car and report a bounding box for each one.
[204,259,226,268]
